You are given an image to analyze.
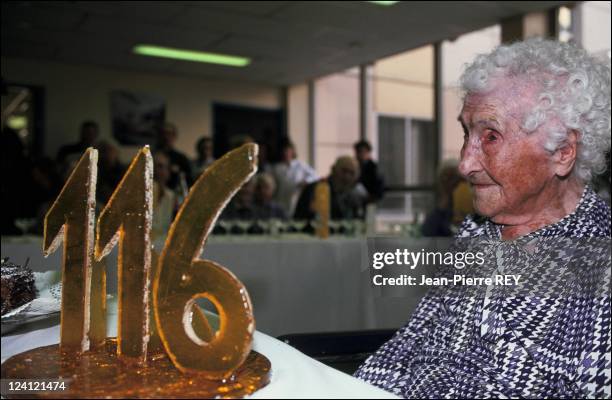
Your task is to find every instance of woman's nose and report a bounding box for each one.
[458,139,482,179]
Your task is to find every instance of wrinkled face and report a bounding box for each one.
[458,80,556,224]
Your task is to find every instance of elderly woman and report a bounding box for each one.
[355,39,610,398]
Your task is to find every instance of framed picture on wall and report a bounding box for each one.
[212,102,286,163]
[110,90,165,145]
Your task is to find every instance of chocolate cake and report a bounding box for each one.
[1,258,37,315]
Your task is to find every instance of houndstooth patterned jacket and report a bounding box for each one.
[354,186,611,399]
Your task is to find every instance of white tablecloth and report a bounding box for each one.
[1,300,398,399]
[1,235,427,337]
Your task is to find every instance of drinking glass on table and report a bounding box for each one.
[340,219,354,236]
[217,219,231,234]
[328,220,341,235]
[235,219,251,235]
[291,219,307,234]
[269,218,282,237]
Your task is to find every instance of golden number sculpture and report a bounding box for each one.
[89,257,107,348]
[43,148,99,352]
[3,144,270,398]
[95,146,153,362]
[154,143,258,378]
[314,180,331,238]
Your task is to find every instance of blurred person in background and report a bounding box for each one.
[354,140,385,203]
[294,155,365,221]
[1,127,31,234]
[56,120,99,173]
[220,178,256,221]
[27,156,62,235]
[151,152,177,240]
[156,122,192,190]
[2,127,62,235]
[97,140,126,205]
[452,176,475,225]
[256,142,273,174]
[421,160,473,237]
[192,136,215,178]
[229,134,254,149]
[253,173,287,220]
[592,152,610,203]
[272,140,318,216]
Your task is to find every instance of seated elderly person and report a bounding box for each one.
[253,173,287,220]
[294,156,366,221]
[355,39,610,398]
[220,178,256,221]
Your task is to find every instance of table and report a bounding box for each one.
[1,300,398,399]
[1,235,427,338]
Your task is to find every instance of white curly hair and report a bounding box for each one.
[460,38,611,182]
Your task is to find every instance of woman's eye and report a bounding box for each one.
[485,130,498,142]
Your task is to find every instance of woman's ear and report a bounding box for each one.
[553,130,579,178]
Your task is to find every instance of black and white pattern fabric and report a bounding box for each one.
[354,186,611,399]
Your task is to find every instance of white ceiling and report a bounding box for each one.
[2,1,572,85]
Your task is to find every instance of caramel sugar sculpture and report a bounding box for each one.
[2,144,271,399]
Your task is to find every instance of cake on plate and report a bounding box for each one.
[1,258,37,315]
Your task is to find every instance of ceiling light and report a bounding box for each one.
[133,45,250,67]
[367,1,399,6]
[7,115,27,130]
[558,6,572,29]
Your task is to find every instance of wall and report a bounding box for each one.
[578,1,611,56]
[1,57,282,162]
[373,45,434,120]
[441,25,501,162]
[305,46,436,178]
[287,83,310,166]
[314,69,360,176]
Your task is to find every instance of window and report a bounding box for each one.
[377,115,435,220]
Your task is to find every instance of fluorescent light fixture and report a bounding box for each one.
[367,1,399,6]
[7,115,27,130]
[558,6,572,29]
[133,44,250,67]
